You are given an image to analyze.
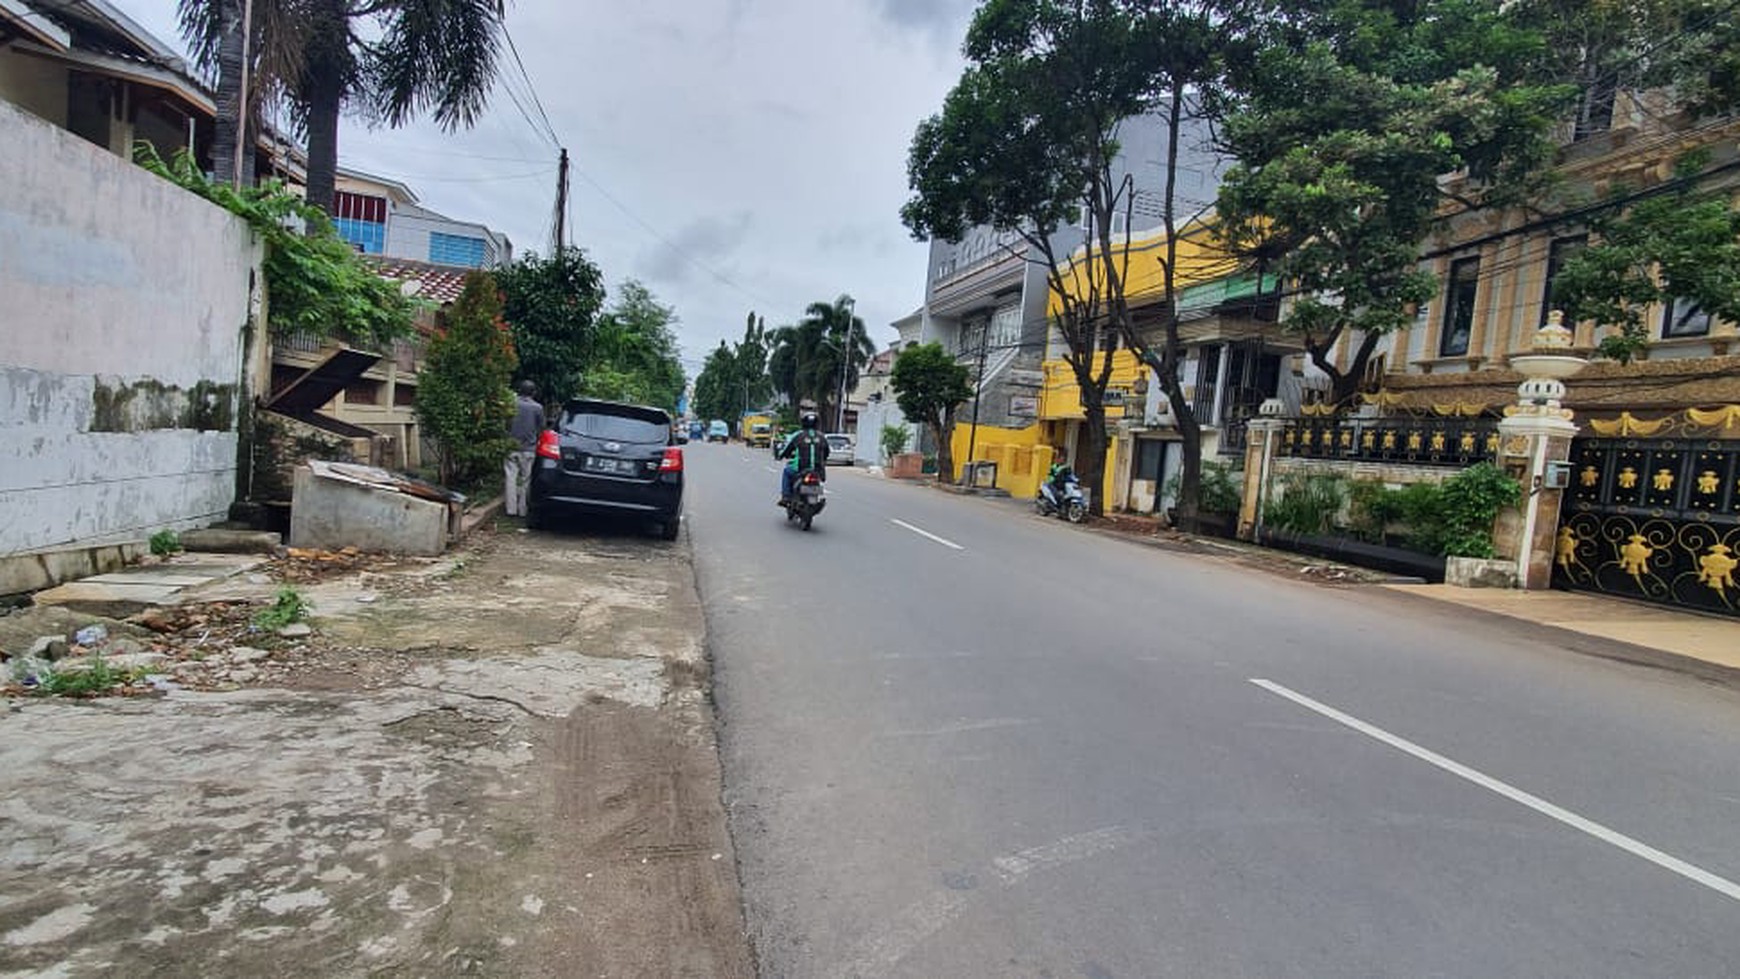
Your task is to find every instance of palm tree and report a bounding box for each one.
[177,0,309,186]
[769,297,874,427]
[179,0,508,213]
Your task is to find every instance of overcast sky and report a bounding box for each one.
[123,0,979,372]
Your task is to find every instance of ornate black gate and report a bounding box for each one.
[1556,410,1740,617]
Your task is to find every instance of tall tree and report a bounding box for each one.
[417,271,518,486]
[890,342,973,481]
[178,0,509,214]
[693,341,739,422]
[768,297,872,426]
[178,0,308,185]
[1215,0,1569,408]
[904,0,1206,513]
[582,280,686,411]
[496,246,606,407]
[1553,152,1740,363]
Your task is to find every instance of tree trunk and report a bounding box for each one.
[210,0,244,186]
[301,0,349,216]
[303,82,342,216]
[932,407,956,483]
[1168,383,1205,531]
[1077,404,1109,516]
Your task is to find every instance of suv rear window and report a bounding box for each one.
[560,411,670,444]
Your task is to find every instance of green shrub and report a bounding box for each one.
[879,424,911,461]
[149,530,181,556]
[1437,462,1524,558]
[253,588,311,630]
[1164,460,1243,514]
[1264,472,1347,535]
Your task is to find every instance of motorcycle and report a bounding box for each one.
[1036,473,1087,523]
[781,469,827,531]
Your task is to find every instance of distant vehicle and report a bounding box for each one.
[672,422,689,444]
[527,398,683,540]
[824,433,853,465]
[706,420,730,443]
[688,420,704,441]
[742,413,775,448]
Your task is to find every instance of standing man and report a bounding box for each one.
[505,380,545,518]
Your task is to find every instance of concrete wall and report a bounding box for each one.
[0,98,261,557]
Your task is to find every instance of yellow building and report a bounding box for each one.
[1002,220,1299,515]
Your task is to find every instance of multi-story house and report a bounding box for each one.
[1302,87,1740,616]
[332,167,512,268]
[0,0,301,180]
[909,109,1299,512]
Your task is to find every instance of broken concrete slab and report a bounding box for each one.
[178,528,282,554]
[31,555,267,618]
[288,464,449,557]
[0,607,151,657]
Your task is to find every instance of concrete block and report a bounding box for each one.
[179,528,283,554]
[288,466,447,556]
[0,542,148,599]
[1445,555,1520,589]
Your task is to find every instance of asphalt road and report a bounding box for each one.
[686,443,1740,978]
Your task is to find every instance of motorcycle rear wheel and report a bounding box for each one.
[1065,501,1086,523]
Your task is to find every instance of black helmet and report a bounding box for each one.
[800,412,820,430]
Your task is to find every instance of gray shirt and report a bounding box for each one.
[510,395,546,450]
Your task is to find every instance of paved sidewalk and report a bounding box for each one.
[1386,583,1740,675]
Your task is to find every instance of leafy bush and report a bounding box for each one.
[1264,472,1347,535]
[879,425,911,461]
[1437,462,1524,558]
[1341,464,1520,557]
[417,273,519,486]
[135,145,414,348]
[253,588,311,630]
[1164,460,1243,514]
[149,530,182,556]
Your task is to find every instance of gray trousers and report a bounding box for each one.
[503,450,535,516]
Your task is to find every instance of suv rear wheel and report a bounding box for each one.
[659,517,680,540]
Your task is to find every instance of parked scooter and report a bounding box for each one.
[1036,473,1087,523]
[781,469,827,531]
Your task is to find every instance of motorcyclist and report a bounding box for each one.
[1045,449,1075,505]
[777,412,830,504]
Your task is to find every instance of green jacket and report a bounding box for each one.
[779,430,830,472]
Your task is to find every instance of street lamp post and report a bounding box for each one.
[835,296,856,433]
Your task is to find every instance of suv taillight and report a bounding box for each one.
[536,430,560,460]
[659,447,684,473]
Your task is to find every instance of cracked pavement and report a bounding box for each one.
[0,522,752,978]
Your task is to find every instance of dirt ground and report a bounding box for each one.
[0,521,753,978]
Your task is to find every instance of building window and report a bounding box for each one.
[333,192,388,254]
[1662,297,1713,338]
[344,379,381,405]
[334,217,385,254]
[1439,256,1480,357]
[393,383,416,407]
[1192,344,1221,422]
[1541,235,1587,325]
[429,232,487,267]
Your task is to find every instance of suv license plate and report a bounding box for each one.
[583,457,636,475]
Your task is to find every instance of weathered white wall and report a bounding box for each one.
[0,98,261,556]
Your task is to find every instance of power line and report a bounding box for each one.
[566,165,783,312]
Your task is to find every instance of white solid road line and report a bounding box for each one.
[890,518,964,551]
[1250,678,1740,904]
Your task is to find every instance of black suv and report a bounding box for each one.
[526,399,684,539]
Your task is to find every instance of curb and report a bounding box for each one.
[1373,586,1740,688]
[458,497,505,539]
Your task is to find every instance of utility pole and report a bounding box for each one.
[965,322,988,483]
[835,296,856,432]
[552,147,570,252]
